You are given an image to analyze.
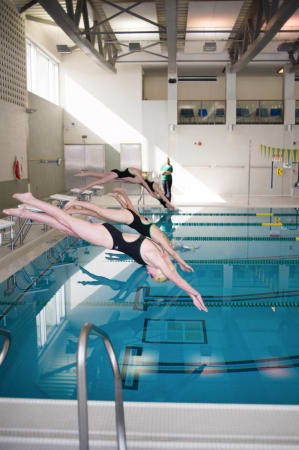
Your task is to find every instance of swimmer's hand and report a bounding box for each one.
[74,171,89,177]
[190,293,208,312]
[178,261,194,272]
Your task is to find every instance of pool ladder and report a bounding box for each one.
[0,328,11,366]
[76,322,127,450]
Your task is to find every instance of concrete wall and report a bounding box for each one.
[0,101,29,210]
[27,92,65,198]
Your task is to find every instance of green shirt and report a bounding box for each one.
[160,164,173,181]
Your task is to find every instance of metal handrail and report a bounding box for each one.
[76,322,127,450]
[0,328,11,366]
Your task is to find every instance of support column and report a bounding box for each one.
[226,67,236,130]
[284,64,295,127]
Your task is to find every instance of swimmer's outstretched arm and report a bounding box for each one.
[152,255,207,312]
[153,183,176,210]
[64,199,132,224]
[150,226,193,272]
[110,187,134,209]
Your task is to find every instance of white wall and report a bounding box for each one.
[142,100,299,201]
[62,53,144,147]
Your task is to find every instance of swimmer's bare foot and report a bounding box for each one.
[12,192,33,203]
[3,205,27,219]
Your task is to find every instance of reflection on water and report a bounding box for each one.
[0,209,299,404]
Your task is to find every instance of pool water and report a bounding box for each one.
[1,207,299,405]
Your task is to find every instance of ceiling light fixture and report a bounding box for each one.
[277,67,284,74]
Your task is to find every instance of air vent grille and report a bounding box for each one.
[203,41,216,52]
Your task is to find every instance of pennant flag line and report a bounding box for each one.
[260,145,299,163]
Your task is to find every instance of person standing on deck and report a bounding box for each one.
[160,157,173,202]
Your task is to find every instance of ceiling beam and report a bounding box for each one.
[229,0,299,73]
[18,0,39,14]
[100,0,166,30]
[165,0,177,75]
[38,0,116,73]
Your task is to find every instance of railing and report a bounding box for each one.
[236,100,284,124]
[178,100,225,124]
[76,322,127,450]
[0,328,11,366]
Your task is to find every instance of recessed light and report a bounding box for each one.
[277,67,284,74]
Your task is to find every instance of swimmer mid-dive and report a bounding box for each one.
[3,193,207,312]
[64,187,192,272]
[74,167,176,210]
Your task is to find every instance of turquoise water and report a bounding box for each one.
[1,207,299,404]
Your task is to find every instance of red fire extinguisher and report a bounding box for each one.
[13,157,22,180]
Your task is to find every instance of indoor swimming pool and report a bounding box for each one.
[1,207,299,406]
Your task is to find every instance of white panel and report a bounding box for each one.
[185,1,243,56]
[120,143,142,170]
[120,143,142,194]
[187,1,243,29]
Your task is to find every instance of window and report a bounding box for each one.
[26,39,59,105]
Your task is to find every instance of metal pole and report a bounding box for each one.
[247,140,252,206]
[76,322,127,450]
[271,161,274,189]
[0,329,11,366]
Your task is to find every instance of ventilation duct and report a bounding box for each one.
[129,42,141,51]
[203,41,216,52]
[56,45,72,54]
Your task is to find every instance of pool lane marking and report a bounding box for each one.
[262,222,283,226]
[172,222,285,226]
[173,236,299,241]
[144,288,299,300]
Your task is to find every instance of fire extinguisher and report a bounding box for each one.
[13,157,22,180]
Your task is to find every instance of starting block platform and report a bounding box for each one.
[0,219,15,247]
[70,188,93,201]
[50,194,74,208]
[91,185,104,195]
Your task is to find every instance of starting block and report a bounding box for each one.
[0,219,15,247]
[50,194,74,208]
[91,185,104,196]
[70,188,93,201]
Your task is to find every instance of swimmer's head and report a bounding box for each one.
[146,266,168,283]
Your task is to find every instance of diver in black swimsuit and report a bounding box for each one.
[75,167,176,210]
[5,193,206,311]
[65,188,192,272]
